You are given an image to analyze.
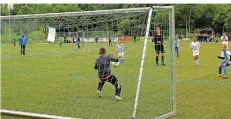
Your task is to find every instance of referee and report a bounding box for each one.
[152,27,165,66]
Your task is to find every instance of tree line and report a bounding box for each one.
[1,4,231,35]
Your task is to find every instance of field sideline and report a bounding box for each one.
[1,40,231,119]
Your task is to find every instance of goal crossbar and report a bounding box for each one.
[1,7,152,20]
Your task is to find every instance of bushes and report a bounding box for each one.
[1,30,46,43]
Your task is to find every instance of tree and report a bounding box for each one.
[175,4,201,36]
[1,4,9,16]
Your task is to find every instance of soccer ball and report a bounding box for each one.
[112,62,120,67]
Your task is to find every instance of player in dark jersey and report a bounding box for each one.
[109,36,112,46]
[134,33,137,42]
[152,27,165,66]
[94,47,122,100]
[12,39,16,47]
[76,37,81,48]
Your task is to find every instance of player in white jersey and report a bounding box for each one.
[116,41,125,63]
[190,36,201,67]
[217,44,231,79]
[221,32,228,49]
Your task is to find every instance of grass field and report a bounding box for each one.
[1,40,231,119]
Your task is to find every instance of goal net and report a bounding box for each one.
[1,6,175,119]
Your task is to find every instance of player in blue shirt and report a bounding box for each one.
[19,34,28,55]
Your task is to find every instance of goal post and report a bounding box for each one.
[1,6,175,119]
[132,6,175,119]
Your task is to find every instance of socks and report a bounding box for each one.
[115,84,121,96]
[156,56,159,65]
[223,67,227,75]
[219,66,222,74]
[196,59,199,66]
[177,50,179,57]
[97,81,105,91]
[222,62,227,76]
[119,58,123,63]
[161,56,165,64]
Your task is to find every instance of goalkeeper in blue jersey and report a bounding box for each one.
[94,47,122,100]
[217,44,231,79]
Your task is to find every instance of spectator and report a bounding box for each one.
[19,33,28,55]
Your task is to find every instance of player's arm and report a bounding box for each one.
[153,36,157,44]
[156,35,163,44]
[94,60,98,70]
[198,43,201,49]
[221,36,224,41]
[108,55,119,62]
[152,37,155,43]
[190,43,193,49]
[161,35,164,43]
[19,37,22,45]
[217,56,225,59]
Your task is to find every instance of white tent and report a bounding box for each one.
[47,27,56,42]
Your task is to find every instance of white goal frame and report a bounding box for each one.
[131,6,176,119]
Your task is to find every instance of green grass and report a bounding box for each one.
[1,40,231,119]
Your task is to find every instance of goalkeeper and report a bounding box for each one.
[217,44,231,79]
[94,47,122,100]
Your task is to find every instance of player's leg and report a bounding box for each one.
[194,55,199,67]
[20,45,23,55]
[118,52,122,63]
[222,61,229,78]
[161,45,165,65]
[97,79,106,97]
[193,50,199,67]
[196,50,199,66]
[218,63,222,77]
[218,61,225,77]
[23,45,26,55]
[121,51,125,63]
[155,45,160,66]
[108,74,122,100]
[175,46,179,57]
[77,43,79,48]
